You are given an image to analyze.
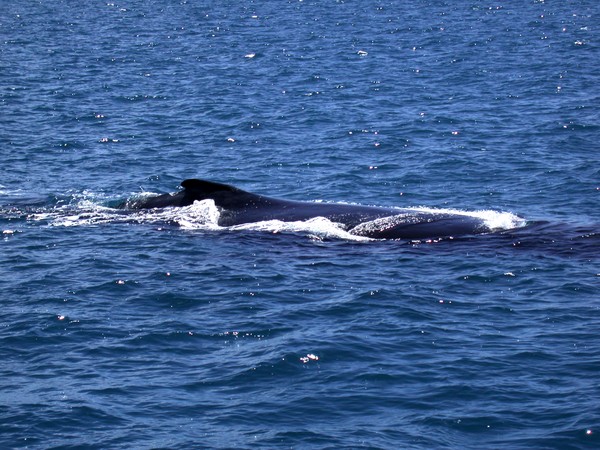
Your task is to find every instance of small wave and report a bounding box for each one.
[30,198,222,229]
[402,206,526,231]
[145,200,221,230]
[347,205,525,235]
[231,217,372,242]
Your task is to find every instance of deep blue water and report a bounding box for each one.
[1,1,599,448]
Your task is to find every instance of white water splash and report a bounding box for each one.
[32,198,223,229]
[231,217,372,242]
[386,206,526,231]
[162,200,221,230]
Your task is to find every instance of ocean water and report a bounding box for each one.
[1,1,599,448]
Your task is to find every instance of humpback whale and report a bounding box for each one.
[128,178,495,239]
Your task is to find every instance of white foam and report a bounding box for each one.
[0,188,23,196]
[394,206,526,231]
[231,217,372,242]
[155,199,221,230]
[470,209,526,231]
[33,198,223,229]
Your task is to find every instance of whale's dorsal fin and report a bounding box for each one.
[181,179,239,193]
[180,179,248,207]
[180,178,271,209]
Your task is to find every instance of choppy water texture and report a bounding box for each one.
[1,1,599,448]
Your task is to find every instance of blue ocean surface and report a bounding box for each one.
[1,1,599,448]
